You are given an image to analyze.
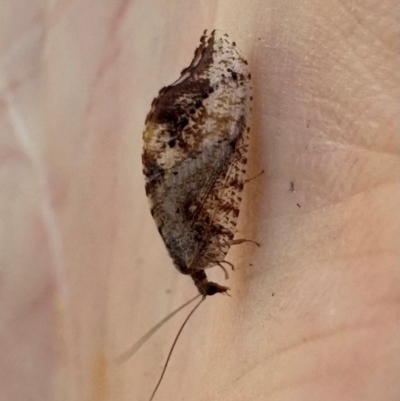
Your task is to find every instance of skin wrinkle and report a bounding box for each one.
[108,0,132,39]
[2,0,73,332]
[0,18,43,67]
[315,138,400,157]
[83,3,132,118]
[333,0,397,53]
[259,250,399,285]
[295,250,399,268]
[301,93,362,121]
[232,316,396,390]
[86,44,122,117]
[261,180,396,223]
[48,0,75,24]
[248,253,398,299]
[0,34,43,94]
[344,44,393,85]
[4,96,68,303]
[297,31,393,96]
[1,67,40,96]
[1,68,71,401]
[239,364,349,401]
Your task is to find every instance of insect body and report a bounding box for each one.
[142,30,252,296]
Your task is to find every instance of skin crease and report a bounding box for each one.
[0,1,398,401]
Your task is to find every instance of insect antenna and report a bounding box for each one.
[149,295,206,401]
[116,293,202,365]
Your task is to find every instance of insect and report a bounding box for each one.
[120,29,255,401]
[142,29,252,296]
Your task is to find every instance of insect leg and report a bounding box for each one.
[245,169,265,183]
[217,262,229,280]
[219,260,235,270]
[231,238,260,247]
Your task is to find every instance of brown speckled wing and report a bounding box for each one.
[192,124,250,270]
[142,30,251,274]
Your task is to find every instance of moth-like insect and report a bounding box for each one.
[120,30,255,401]
[143,29,252,296]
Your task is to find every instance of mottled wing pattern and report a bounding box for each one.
[142,30,251,274]
[192,124,250,270]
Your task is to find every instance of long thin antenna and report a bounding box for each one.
[116,294,202,364]
[149,296,206,401]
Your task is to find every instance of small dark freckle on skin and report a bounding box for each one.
[248,73,251,79]
[250,96,253,100]
[190,108,196,114]
[176,208,180,214]
[290,181,294,192]
[168,139,176,148]
[195,99,202,108]
[297,203,301,208]
[173,171,178,175]
[231,71,238,80]
[232,41,236,46]
[272,292,275,296]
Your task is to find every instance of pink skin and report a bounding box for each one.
[0,1,398,401]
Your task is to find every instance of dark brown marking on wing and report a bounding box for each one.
[142,30,251,279]
[190,120,250,270]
